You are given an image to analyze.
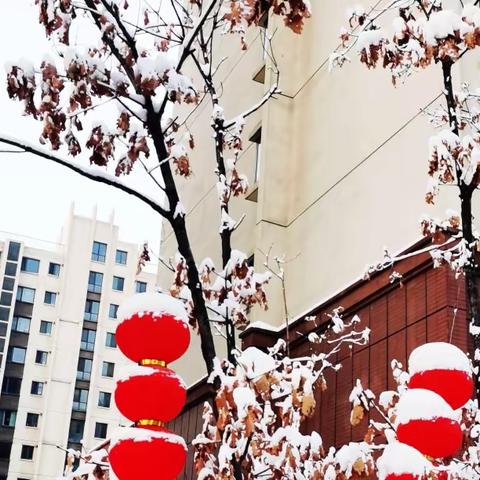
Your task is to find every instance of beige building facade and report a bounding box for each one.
[159,6,480,386]
[0,208,156,480]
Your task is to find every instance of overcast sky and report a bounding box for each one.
[0,1,163,258]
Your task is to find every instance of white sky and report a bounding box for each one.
[0,1,163,256]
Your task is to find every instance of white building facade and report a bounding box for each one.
[0,209,156,480]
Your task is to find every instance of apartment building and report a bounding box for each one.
[0,208,156,480]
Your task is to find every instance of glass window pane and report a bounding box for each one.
[135,281,147,293]
[7,242,20,261]
[68,419,84,443]
[48,263,60,276]
[26,413,39,427]
[84,300,100,322]
[92,242,107,262]
[115,250,127,265]
[2,277,14,291]
[44,291,56,305]
[5,262,17,276]
[88,271,103,294]
[7,347,26,364]
[81,329,96,351]
[31,382,44,395]
[98,391,111,408]
[16,287,35,304]
[12,316,30,333]
[105,332,116,348]
[112,276,124,291]
[39,321,52,335]
[0,292,12,306]
[94,422,108,439]
[21,258,40,274]
[109,304,118,319]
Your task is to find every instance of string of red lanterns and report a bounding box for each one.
[109,292,191,479]
[380,342,473,480]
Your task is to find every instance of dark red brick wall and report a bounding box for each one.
[173,245,473,478]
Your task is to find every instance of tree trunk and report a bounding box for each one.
[442,60,480,392]
[147,110,217,373]
[172,215,217,374]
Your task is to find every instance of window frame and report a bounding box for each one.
[112,276,124,292]
[25,413,39,428]
[91,241,107,263]
[20,444,34,461]
[20,257,40,274]
[34,350,48,365]
[16,286,35,304]
[43,291,57,305]
[39,320,52,335]
[30,381,44,396]
[48,262,61,276]
[80,328,96,351]
[115,249,128,265]
[87,271,104,294]
[98,391,111,408]
[7,346,26,364]
[12,316,31,334]
[101,361,115,378]
[84,299,100,322]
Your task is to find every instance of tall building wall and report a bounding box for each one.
[158,7,480,386]
[0,210,156,480]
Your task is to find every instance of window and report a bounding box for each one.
[98,391,111,408]
[115,250,128,265]
[39,320,52,335]
[48,262,60,276]
[0,442,12,459]
[112,276,124,292]
[68,419,84,443]
[31,381,44,396]
[109,304,118,319]
[7,242,20,261]
[5,262,17,276]
[80,329,96,351]
[2,277,14,291]
[84,299,100,322]
[0,307,9,321]
[35,350,48,365]
[88,271,103,294]
[250,127,262,183]
[12,316,30,333]
[92,241,107,262]
[0,291,12,306]
[16,286,35,304]
[26,413,39,428]
[21,258,39,274]
[77,357,92,381]
[105,332,116,348]
[0,322,6,336]
[20,445,34,460]
[135,281,147,293]
[0,409,16,427]
[102,361,115,378]
[7,346,26,364]
[73,388,88,412]
[94,422,108,439]
[2,377,21,395]
[44,291,56,305]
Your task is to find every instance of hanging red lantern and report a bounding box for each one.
[395,389,462,459]
[116,292,190,364]
[408,342,473,410]
[109,426,187,480]
[377,443,432,480]
[115,365,186,424]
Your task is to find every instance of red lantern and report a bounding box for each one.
[408,342,473,410]
[109,426,187,480]
[116,292,190,364]
[115,366,186,423]
[377,442,432,480]
[395,390,462,459]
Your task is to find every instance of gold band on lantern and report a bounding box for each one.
[140,359,167,367]
[136,419,164,427]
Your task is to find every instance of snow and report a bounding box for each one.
[422,10,471,45]
[110,426,187,450]
[377,443,431,479]
[356,28,384,52]
[173,201,186,219]
[115,364,185,386]
[232,386,256,418]
[117,292,188,324]
[335,442,372,477]
[395,388,458,425]
[236,347,277,378]
[408,342,472,375]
